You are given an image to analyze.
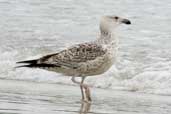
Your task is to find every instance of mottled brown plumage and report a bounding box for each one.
[38,43,106,67]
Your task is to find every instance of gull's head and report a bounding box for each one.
[105,16,131,26]
[100,15,131,33]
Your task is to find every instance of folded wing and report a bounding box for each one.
[16,43,106,69]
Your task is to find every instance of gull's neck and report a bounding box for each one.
[94,17,119,50]
[96,29,118,46]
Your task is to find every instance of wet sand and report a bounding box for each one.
[0,79,171,114]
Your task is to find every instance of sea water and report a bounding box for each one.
[0,0,171,96]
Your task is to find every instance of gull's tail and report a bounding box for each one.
[16,59,57,68]
[16,59,38,68]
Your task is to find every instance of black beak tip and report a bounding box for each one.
[126,20,131,24]
[122,19,131,25]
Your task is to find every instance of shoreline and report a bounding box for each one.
[0,79,171,114]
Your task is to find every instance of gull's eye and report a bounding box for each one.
[114,16,119,20]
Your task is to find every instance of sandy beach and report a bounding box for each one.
[0,79,171,114]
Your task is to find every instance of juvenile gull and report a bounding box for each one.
[17,15,131,102]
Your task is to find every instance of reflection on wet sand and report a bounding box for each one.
[79,102,91,114]
[1,80,171,114]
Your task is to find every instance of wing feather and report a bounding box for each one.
[38,43,106,69]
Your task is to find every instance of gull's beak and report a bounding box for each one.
[121,19,131,25]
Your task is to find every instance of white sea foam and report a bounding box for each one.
[1,49,171,96]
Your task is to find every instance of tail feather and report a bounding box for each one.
[16,59,60,68]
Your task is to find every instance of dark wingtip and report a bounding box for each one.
[15,63,61,69]
[15,65,31,68]
[16,59,38,64]
[16,59,61,69]
[16,59,38,68]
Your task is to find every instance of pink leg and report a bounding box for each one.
[71,76,92,102]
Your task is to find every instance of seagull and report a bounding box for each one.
[16,15,131,102]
